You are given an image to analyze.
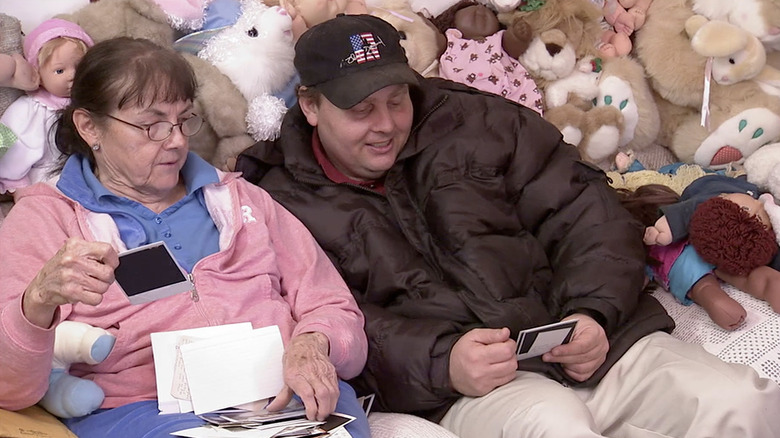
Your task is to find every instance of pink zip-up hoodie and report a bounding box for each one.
[0,172,367,410]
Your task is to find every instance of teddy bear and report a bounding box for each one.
[38,321,116,419]
[495,0,662,171]
[0,13,38,162]
[58,0,255,170]
[633,0,780,169]
[744,141,780,199]
[198,1,296,142]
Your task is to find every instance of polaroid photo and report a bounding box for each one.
[115,241,194,305]
[515,319,578,361]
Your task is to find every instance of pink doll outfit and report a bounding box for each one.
[0,19,93,193]
[439,28,543,115]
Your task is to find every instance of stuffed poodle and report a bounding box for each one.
[199,1,296,142]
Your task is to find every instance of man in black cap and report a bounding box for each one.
[236,13,780,438]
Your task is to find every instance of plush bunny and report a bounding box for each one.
[688,15,780,97]
[691,0,780,52]
[39,321,116,419]
[634,0,780,169]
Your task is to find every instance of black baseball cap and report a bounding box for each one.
[294,14,419,109]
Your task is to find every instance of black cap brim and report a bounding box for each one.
[317,62,419,109]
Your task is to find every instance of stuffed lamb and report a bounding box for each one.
[199,1,296,142]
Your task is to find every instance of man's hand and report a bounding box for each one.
[449,327,518,397]
[643,216,672,246]
[267,332,338,421]
[542,314,608,382]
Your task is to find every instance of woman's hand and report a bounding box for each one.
[22,238,119,328]
[542,314,609,382]
[266,332,339,421]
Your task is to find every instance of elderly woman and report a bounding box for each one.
[0,37,369,438]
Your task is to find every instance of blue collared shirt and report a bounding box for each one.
[57,152,221,273]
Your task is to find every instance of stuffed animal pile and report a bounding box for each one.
[3,0,780,420]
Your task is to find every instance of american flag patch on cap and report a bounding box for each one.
[349,32,381,64]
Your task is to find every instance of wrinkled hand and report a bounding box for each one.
[267,332,338,421]
[22,238,118,328]
[542,314,608,382]
[449,327,518,397]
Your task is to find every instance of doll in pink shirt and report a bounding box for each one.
[432,0,544,115]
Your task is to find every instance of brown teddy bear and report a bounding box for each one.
[57,0,254,170]
[496,0,662,171]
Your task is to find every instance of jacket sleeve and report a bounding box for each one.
[0,196,68,410]
[508,120,648,335]
[246,184,368,379]
[351,302,462,420]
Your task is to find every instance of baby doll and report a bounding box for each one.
[592,0,652,58]
[642,174,780,330]
[279,0,368,41]
[0,53,38,92]
[0,19,93,194]
[432,0,544,115]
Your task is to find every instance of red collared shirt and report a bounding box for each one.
[311,129,386,194]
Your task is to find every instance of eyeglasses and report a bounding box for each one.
[102,113,204,141]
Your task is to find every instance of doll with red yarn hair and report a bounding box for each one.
[641,174,780,331]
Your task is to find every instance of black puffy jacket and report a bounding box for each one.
[236,78,674,421]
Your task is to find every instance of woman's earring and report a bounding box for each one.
[91,143,100,151]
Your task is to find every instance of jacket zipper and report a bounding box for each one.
[189,273,199,302]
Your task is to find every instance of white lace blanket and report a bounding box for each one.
[651,285,780,384]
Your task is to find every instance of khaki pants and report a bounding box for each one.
[440,332,780,437]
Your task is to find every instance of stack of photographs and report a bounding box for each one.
[198,404,354,438]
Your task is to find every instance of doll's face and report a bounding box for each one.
[454,4,500,40]
[722,193,771,228]
[295,0,348,27]
[39,39,85,98]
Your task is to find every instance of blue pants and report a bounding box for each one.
[63,380,370,438]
